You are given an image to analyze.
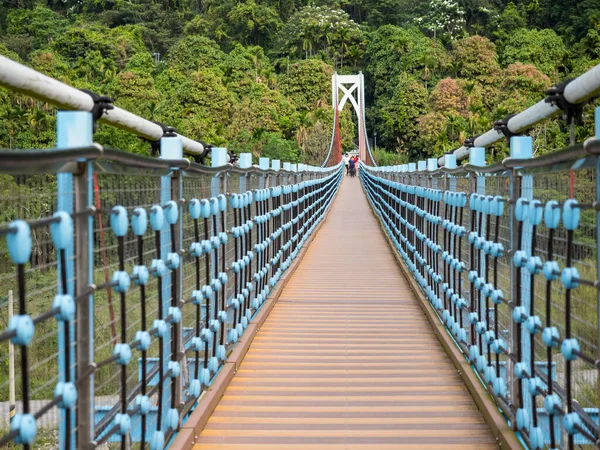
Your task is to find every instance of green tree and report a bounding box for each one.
[279,59,333,110]
[278,5,365,67]
[416,0,466,41]
[365,25,449,98]
[376,76,429,157]
[452,35,500,81]
[501,28,566,78]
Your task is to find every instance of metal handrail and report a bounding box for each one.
[0,56,207,156]
[437,63,600,166]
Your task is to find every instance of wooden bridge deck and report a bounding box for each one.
[194,177,497,449]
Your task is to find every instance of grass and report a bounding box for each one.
[0,428,57,449]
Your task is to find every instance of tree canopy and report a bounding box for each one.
[0,0,597,164]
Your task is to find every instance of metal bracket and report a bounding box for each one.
[143,121,177,156]
[545,79,596,124]
[228,151,239,165]
[464,134,481,148]
[493,114,519,141]
[80,89,113,133]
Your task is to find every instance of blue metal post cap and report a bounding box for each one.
[55,382,78,409]
[52,294,75,322]
[561,267,580,289]
[525,315,542,334]
[164,200,179,224]
[544,200,561,229]
[516,408,530,430]
[135,330,151,351]
[200,199,211,218]
[512,306,528,323]
[526,256,542,275]
[493,377,507,397]
[218,194,227,211]
[9,315,34,346]
[132,207,148,236]
[7,220,32,264]
[112,271,131,293]
[528,199,543,225]
[189,379,201,398]
[150,259,167,278]
[561,338,580,360]
[529,426,544,450]
[150,205,164,231]
[515,198,529,222]
[152,319,168,338]
[113,343,132,365]
[542,326,560,348]
[562,199,580,230]
[168,306,182,323]
[544,393,561,415]
[133,265,149,286]
[200,328,212,342]
[50,211,73,250]
[11,413,37,445]
[110,206,128,237]
[491,338,507,354]
[135,395,152,415]
[166,252,180,270]
[149,430,165,450]
[189,199,201,219]
[563,412,583,435]
[168,361,180,378]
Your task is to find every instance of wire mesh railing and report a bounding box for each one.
[0,111,343,449]
[361,108,600,449]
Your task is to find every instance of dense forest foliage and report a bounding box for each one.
[1,0,599,165]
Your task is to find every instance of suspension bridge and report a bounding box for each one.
[1,55,600,450]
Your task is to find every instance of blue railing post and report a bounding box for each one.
[272,160,281,187]
[259,157,270,189]
[283,162,291,184]
[470,148,487,337]
[211,148,228,367]
[58,111,94,449]
[161,136,185,426]
[444,154,457,297]
[418,161,426,187]
[595,106,600,413]
[158,136,181,434]
[428,158,438,190]
[239,153,252,194]
[510,135,533,431]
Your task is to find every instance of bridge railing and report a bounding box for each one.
[0,110,342,449]
[361,112,600,449]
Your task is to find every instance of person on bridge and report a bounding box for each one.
[348,156,356,177]
[343,154,350,175]
[353,156,359,173]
